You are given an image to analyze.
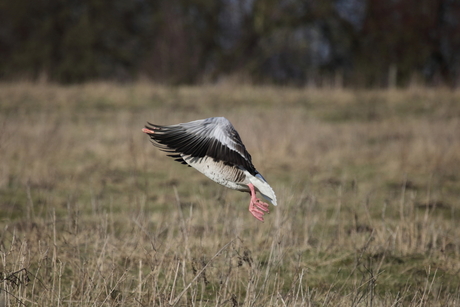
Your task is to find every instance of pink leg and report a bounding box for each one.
[247,183,270,222]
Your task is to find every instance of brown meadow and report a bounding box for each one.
[1,83,460,306]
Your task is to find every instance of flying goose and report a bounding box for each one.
[142,117,277,222]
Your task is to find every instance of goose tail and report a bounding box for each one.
[249,173,278,206]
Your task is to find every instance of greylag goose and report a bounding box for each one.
[142,117,277,222]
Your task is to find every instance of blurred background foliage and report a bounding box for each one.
[0,0,459,87]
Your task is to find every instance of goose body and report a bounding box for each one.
[142,117,277,221]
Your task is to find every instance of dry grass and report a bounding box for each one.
[1,82,460,306]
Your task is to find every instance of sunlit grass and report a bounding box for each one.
[1,82,460,306]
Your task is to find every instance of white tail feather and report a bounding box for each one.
[248,173,278,206]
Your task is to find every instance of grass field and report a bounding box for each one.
[1,82,460,306]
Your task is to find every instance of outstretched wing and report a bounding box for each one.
[143,117,257,175]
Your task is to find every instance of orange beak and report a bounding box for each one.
[142,128,155,134]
